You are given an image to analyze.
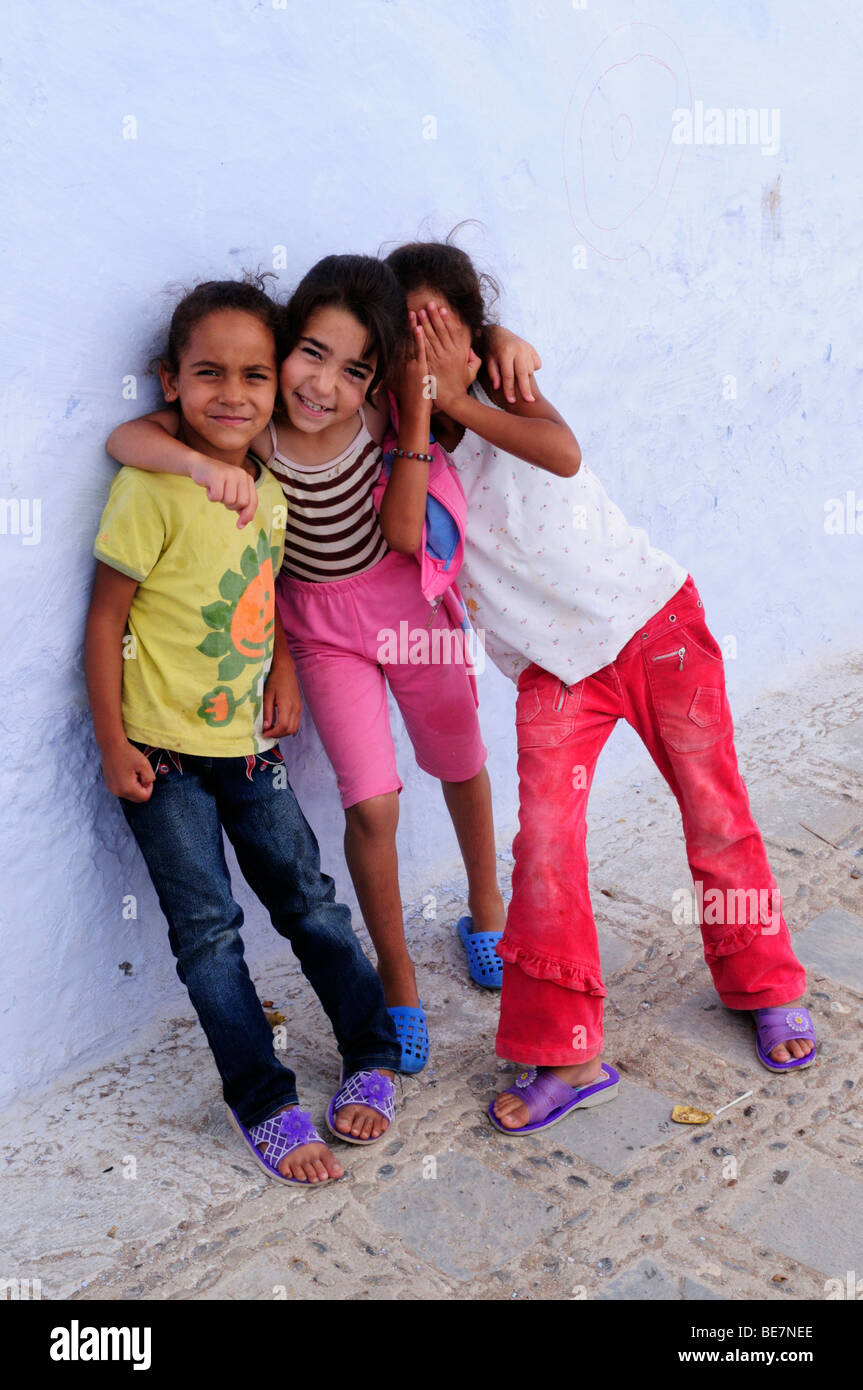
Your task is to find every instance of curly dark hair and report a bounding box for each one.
[282,255,408,400]
[153,272,282,373]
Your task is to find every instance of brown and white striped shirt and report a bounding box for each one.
[265,417,389,582]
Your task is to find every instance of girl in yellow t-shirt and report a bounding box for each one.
[86,278,400,1186]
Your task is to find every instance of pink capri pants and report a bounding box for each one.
[276,550,487,809]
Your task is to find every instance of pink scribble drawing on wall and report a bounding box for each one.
[563,23,692,262]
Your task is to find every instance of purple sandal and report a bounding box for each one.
[326,1070,396,1146]
[227,1105,338,1185]
[488,1064,620,1136]
[754,1006,817,1072]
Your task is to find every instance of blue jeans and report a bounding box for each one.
[121,743,400,1127]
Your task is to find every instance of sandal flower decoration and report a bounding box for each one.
[279,1109,317,1146]
[785,1010,808,1032]
[361,1072,392,1105]
[514,1067,538,1089]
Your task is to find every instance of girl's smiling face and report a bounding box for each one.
[159,308,277,459]
[280,305,377,433]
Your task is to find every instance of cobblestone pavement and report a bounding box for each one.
[3,654,862,1302]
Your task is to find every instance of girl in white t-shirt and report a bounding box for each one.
[382,239,816,1136]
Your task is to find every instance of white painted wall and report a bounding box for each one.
[1,0,860,1104]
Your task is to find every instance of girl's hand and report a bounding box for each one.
[390,313,434,419]
[417,302,480,413]
[484,326,542,405]
[101,740,156,803]
[188,455,259,530]
[262,658,302,738]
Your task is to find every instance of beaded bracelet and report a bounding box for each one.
[391,448,433,462]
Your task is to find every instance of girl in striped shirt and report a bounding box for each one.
[106,257,536,1072]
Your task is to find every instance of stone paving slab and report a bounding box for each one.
[171,1246,381,1302]
[530,1077,678,1176]
[598,1258,723,1300]
[748,785,863,851]
[723,1158,863,1277]
[369,1151,559,1281]
[816,719,863,779]
[655,988,758,1072]
[597,925,633,978]
[792,908,863,995]
[0,1176,186,1262]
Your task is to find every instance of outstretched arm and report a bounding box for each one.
[106,409,262,528]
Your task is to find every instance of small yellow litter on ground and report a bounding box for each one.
[672,1105,713,1125]
[671,1089,753,1126]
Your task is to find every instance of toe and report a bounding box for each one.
[334,1104,355,1135]
[493,1093,528,1128]
[768,1036,815,1063]
[277,1142,341,1182]
[323,1152,345,1180]
[278,1152,306,1181]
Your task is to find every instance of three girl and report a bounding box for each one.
[96,241,817,1161]
[105,256,534,1074]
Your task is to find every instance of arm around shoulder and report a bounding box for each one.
[459,372,582,478]
[106,407,183,468]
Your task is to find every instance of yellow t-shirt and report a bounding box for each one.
[94,465,287,756]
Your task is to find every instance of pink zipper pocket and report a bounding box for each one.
[653,646,686,671]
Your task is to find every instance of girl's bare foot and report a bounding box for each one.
[256,1106,345,1183]
[332,1069,396,1141]
[492,1058,603,1130]
[754,1000,816,1064]
[767,1036,814,1063]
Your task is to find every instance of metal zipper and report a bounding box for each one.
[425,597,443,628]
[553,680,569,711]
[653,646,687,671]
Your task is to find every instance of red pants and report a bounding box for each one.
[496,577,806,1065]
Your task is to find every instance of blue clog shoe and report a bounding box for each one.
[457,915,503,988]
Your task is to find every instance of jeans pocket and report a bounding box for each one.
[688,686,722,728]
[645,630,730,754]
[516,679,582,749]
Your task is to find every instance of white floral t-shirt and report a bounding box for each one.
[447,380,688,686]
